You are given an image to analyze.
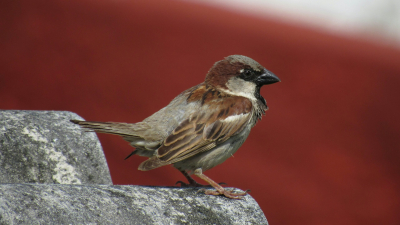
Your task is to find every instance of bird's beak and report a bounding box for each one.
[256,69,281,86]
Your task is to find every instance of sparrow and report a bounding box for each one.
[71,55,280,199]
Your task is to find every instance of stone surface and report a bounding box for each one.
[0,110,268,224]
[0,110,112,185]
[0,184,268,225]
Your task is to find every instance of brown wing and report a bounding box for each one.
[138,96,252,171]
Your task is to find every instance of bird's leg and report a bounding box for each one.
[176,169,227,187]
[177,170,200,186]
[176,170,209,187]
[194,168,249,199]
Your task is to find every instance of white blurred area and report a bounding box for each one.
[188,0,400,47]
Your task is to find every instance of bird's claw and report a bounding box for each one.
[198,188,250,199]
[175,180,227,187]
[175,181,188,187]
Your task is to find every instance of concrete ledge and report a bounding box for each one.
[0,184,268,224]
[0,110,112,185]
[0,110,268,224]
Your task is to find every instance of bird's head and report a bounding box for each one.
[205,55,280,100]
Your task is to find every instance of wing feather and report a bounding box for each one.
[138,96,253,171]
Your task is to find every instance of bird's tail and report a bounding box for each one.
[70,119,160,153]
[70,120,138,137]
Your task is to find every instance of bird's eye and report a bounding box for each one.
[243,69,252,76]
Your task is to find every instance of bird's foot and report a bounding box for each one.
[193,168,248,199]
[198,188,250,199]
[176,180,207,187]
[176,180,227,187]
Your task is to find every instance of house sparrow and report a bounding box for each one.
[71,55,280,199]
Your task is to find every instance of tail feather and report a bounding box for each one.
[70,120,140,137]
[124,150,138,160]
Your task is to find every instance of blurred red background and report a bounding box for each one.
[1,0,399,224]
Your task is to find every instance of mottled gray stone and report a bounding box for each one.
[0,110,268,224]
[0,110,112,185]
[0,184,268,225]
